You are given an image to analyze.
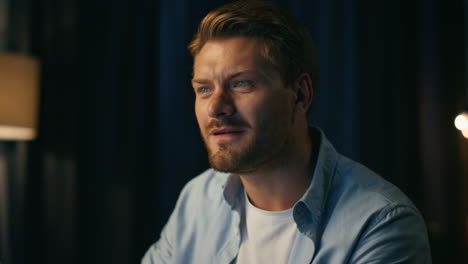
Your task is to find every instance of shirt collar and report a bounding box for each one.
[222,172,244,210]
[221,128,339,240]
[294,128,338,242]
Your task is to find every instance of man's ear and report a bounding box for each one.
[292,73,314,116]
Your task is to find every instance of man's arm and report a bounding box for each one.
[141,210,176,264]
[140,179,196,264]
[349,204,432,263]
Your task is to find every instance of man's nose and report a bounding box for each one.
[207,90,235,119]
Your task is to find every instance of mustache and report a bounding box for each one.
[206,117,250,131]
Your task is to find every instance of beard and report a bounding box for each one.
[202,114,292,174]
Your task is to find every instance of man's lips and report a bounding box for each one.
[210,127,245,136]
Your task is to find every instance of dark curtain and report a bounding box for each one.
[1,0,465,263]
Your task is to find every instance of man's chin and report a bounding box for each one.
[208,152,247,173]
[208,155,238,173]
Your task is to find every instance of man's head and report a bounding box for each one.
[189,0,319,90]
[190,1,317,173]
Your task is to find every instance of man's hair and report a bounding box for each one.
[188,0,319,90]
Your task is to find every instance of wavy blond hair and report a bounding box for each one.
[188,0,319,89]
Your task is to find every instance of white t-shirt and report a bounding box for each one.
[236,191,298,264]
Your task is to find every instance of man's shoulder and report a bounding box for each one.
[313,129,416,211]
[333,154,417,213]
[318,154,426,250]
[315,154,431,263]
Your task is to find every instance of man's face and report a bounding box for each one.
[192,37,296,173]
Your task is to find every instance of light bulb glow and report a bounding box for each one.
[454,112,468,130]
[462,129,468,139]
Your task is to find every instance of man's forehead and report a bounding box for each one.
[192,37,273,80]
[195,38,260,64]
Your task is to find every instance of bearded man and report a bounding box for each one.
[142,1,432,263]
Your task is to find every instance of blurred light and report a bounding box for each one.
[0,53,40,140]
[0,125,36,140]
[463,128,468,139]
[454,112,468,130]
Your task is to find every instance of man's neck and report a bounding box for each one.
[238,126,316,211]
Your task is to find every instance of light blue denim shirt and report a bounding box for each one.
[142,129,432,264]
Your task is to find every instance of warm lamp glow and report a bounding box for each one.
[0,125,36,140]
[462,129,468,139]
[0,53,40,140]
[454,112,468,130]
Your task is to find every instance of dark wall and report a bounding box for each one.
[0,0,466,263]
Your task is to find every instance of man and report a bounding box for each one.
[143,1,431,263]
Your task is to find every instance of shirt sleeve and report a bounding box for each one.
[140,179,194,264]
[140,211,176,264]
[349,204,432,264]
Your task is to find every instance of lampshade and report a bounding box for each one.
[0,53,40,140]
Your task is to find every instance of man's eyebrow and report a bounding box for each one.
[227,71,247,80]
[191,78,210,84]
[192,71,258,84]
[229,70,270,81]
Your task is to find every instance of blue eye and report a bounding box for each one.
[234,80,252,88]
[199,87,212,93]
